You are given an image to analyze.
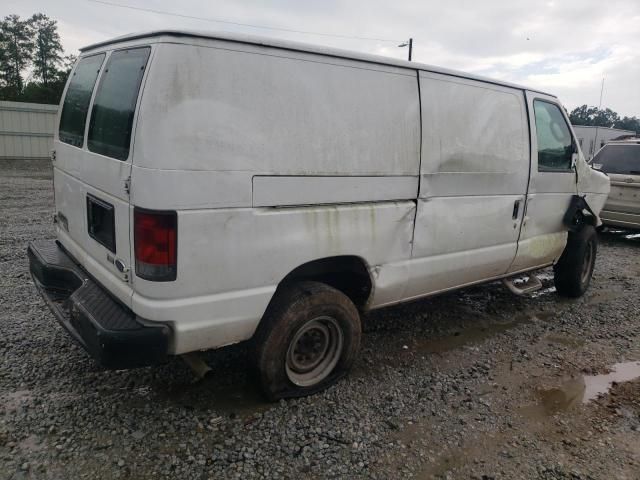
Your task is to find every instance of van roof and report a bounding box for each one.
[80,29,554,97]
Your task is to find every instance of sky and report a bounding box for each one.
[3,0,639,117]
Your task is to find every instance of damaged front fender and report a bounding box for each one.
[563,195,599,232]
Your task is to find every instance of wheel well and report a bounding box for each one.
[278,256,373,308]
[584,214,598,227]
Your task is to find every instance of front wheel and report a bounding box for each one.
[554,225,598,298]
[253,281,361,401]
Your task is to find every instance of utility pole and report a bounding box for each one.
[398,38,413,61]
[598,77,605,109]
[595,77,605,158]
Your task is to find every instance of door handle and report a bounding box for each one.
[512,200,521,220]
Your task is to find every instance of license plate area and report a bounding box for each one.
[87,194,116,253]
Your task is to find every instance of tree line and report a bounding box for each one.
[0,13,75,104]
[568,105,639,133]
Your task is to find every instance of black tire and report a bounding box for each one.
[253,281,361,401]
[554,225,598,298]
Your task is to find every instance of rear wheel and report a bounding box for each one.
[253,281,361,401]
[554,225,598,297]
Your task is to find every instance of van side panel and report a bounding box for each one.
[405,73,529,299]
[132,202,415,354]
[252,176,419,207]
[130,41,421,353]
[134,42,420,178]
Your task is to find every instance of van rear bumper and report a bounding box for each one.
[27,239,170,369]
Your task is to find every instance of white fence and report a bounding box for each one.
[0,100,58,161]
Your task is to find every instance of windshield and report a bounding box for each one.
[593,144,640,175]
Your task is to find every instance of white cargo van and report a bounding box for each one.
[29,30,610,399]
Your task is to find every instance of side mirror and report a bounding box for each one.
[570,140,578,169]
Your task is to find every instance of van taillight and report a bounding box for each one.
[134,208,177,281]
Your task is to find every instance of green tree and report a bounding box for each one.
[592,108,619,127]
[30,13,62,87]
[21,54,76,104]
[569,105,638,132]
[568,105,598,126]
[0,14,34,99]
[569,105,590,126]
[0,26,8,93]
[614,116,640,133]
[0,13,73,104]
[59,54,77,79]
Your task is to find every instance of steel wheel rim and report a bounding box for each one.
[581,239,595,284]
[285,316,343,387]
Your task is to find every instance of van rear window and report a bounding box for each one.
[87,47,150,161]
[593,144,640,175]
[58,54,105,147]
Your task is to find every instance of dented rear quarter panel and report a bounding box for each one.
[131,202,416,354]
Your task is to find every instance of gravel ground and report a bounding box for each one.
[1,160,639,480]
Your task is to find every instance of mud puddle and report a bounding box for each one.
[586,286,625,305]
[409,313,543,355]
[543,333,586,348]
[158,375,270,419]
[526,361,640,417]
[583,361,640,402]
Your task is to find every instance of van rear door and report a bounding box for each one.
[54,47,151,305]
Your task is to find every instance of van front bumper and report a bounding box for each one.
[27,239,170,369]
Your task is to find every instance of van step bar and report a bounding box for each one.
[502,275,543,296]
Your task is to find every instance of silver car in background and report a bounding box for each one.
[594,139,640,229]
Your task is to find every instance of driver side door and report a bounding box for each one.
[509,91,578,273]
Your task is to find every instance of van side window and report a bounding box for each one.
[533,100,573,171]
[87,47,150,161]
[58,54,105,147]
